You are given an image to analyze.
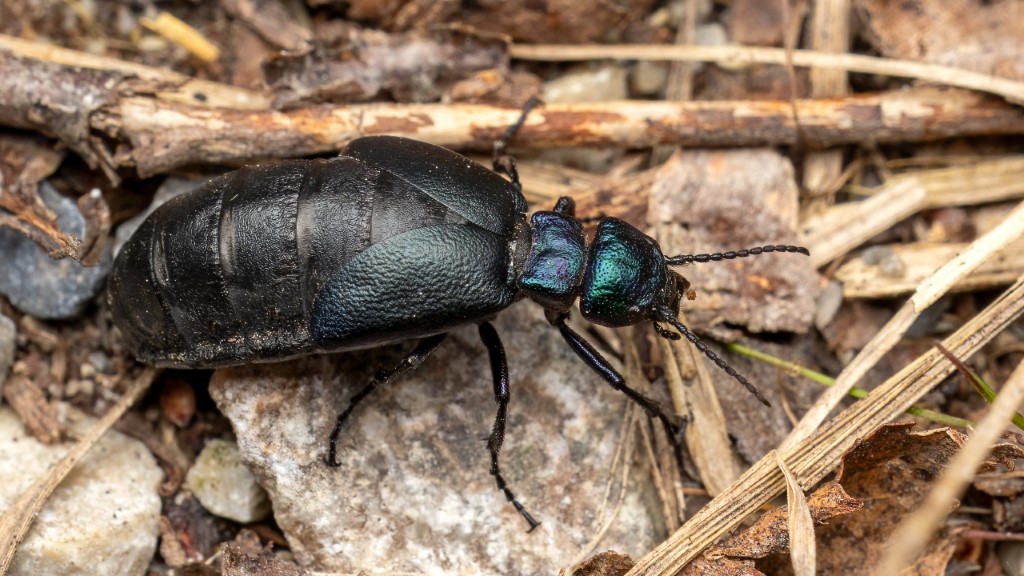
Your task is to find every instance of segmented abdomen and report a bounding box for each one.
[109,157,468,367]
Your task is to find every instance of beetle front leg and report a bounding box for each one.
[553,317,687,439]
[478,321,540,532]
[327,333,446,467]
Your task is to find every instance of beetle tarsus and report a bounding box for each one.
[327,333,447,467]
[479,322,540,531]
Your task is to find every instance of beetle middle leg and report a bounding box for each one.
[327,333,446,467]
[478,321,540,531]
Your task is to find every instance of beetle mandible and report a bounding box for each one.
[108,108,809,530]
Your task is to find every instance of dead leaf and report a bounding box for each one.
[777,453,815,576]
[814,422,1024,575]
[572,550,635,576]
[712,482,861,560]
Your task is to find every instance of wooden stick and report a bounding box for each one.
[3,36,1024,178]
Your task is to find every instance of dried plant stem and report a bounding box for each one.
[792,200,1024,448]
[800,178,928,267]
[510,43,1024,103]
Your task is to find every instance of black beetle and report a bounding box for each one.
[108,127,808,530]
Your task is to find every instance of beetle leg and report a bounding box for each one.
[552,317,687,439]
[478,321,541,532]
[652,322,681,340]
[552,196,576,216]
[327,333,447,467]
[492,96,542,191]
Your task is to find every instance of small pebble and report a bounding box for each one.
[0,313,14,389]
[185,439,271,524]
[0,183,112,319]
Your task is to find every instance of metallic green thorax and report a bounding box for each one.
[580,218,673,327]
[517,211,586,311]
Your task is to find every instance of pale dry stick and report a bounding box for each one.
[103,88,1024,177]
[0,34,266,109]
[788,199,1024,449]
[801,0,850,202]
[139,11,220,64]
[0,367,159,574]
[912,156,1024,208]
[775,452,815,576]
[876,357,1024,574]
[836,237,1024,299]
[636,411,684,533]
[650,0,698,166]
[656,224,742,495]
[510,44,1024,104]
[627,276,1024,576]
[800,177,928,267]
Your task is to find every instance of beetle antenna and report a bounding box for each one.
[666,244,809,266]
[654,308,771,407]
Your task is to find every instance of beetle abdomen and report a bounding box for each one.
[110,155,484,368]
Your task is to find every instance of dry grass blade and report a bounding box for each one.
[139,12,220,64]
[510,44,1024,103]
[912,200,1024,310]
[0,368,158,574]
[776,452,815,576]
[877,357,1024,574]
[626,275,1024,576]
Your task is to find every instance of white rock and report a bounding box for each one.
[186,438,271,523]
[0,407,163,576]
[209,302,662,575]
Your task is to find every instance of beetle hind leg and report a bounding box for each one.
[327,333,446,467]
[478,321,541,531]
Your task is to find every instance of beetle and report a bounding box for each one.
[108,126,808,530]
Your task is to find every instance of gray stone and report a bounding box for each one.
[0,313,14,389]
[209,302,662,575]
[186,438,271,523]
[0,183,112,319]
[543,64,628,103]
[0,406,163,576]
[112,177,203,258]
